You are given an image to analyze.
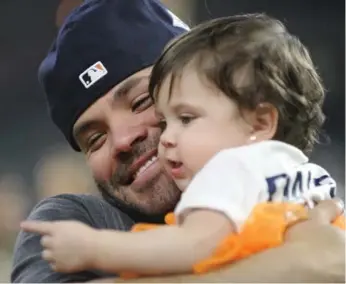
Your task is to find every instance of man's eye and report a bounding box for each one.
[132,95,153,112]
[86,133,105,151]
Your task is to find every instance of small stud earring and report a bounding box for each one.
[249,135,257,141]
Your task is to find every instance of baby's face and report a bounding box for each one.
[155,67,252,191]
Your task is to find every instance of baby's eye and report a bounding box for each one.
[179,115,195,125]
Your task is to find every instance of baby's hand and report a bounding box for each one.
[21,220,97,273]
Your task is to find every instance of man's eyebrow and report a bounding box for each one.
[73,121,98,144]
[112,75,149,100]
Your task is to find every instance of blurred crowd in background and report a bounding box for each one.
[0,0,344,281]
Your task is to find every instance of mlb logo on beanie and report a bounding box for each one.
[79,61,108,89]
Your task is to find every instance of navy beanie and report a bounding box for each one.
[39,0,189,150]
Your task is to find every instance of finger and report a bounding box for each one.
[40,235,53,247]
[308,198,344,224]
[20,221,54,235]
[50,262,58,272]
[42,249,54,262]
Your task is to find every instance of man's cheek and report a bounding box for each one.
[145,108,160,126]
[87,156,113,183]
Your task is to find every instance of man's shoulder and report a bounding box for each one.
[28,193,134,229]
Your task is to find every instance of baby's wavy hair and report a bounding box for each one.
[149,13,326,154]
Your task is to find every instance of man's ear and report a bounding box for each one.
[250,103,278,141]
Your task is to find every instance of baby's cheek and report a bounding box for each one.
[182,148,210,176]
[179,134,218,174]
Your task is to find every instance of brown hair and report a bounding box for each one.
[149,13,325,154]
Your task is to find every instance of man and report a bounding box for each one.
[12,0,345,283]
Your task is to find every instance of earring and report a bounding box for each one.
[249,135,257,142]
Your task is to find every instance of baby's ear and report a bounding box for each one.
[251,103,278,141]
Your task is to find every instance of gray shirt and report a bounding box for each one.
[11,194,135,283]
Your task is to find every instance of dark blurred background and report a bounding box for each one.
[0,0,344,280]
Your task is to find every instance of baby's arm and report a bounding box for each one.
[22,210,234,274]
[93,210,234,274]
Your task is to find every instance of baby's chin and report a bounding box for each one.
[174,178,191,192]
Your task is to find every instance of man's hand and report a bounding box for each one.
[283,198,345,281]
[286,198,344,240]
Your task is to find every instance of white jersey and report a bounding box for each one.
[174,141,336,231]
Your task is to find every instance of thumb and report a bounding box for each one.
[308,198,344,224]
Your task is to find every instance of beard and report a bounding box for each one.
[95,131,181,220]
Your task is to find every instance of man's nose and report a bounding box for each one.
[111,126,148,156]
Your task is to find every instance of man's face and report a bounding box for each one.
[73,67,180,215]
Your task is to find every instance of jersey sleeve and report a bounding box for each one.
[11,194,128,283]
[174,149,266,231]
